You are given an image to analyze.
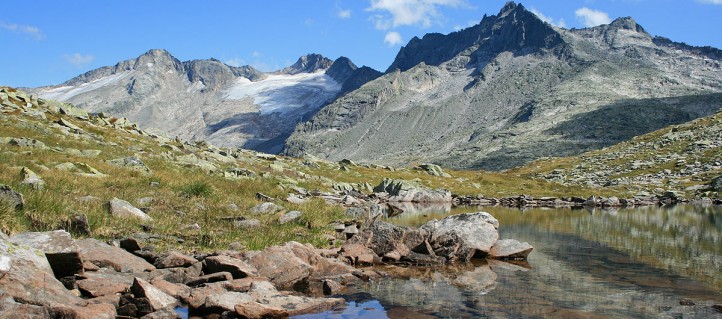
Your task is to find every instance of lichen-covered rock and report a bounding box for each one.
[108,197,153,221]
[8,230,83,278]
[373,178,451,203]
[422,212,500,260]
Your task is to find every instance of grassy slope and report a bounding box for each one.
[1,86,720,253]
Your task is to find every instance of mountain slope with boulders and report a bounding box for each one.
[31,50,382,154]
[285,1,722,170]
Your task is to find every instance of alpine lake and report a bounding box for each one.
[296,204,722,319]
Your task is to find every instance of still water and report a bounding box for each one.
[298,205,722,319]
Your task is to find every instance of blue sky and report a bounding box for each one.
[1,0,721,88]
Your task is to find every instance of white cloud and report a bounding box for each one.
[384,31,403,46]
[338,8,352,19]
[251,51,262,58]
[63,53,95,69]
[366,0,468,30]
[0,20,44,40]
[698,0,722,4]
[225,58,245,67]
[575,7,612,27]
[530,8,567,28]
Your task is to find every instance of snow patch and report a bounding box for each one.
[224,72,341,114]
[40,71,133,101]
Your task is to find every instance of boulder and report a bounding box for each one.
[76,238,155,273]
[0,184,24,210]
[279,210,303,224]
[422,212,499,260]
[203,255,259,279]
[0,296,51,318]
[149,277,191,302]
[0,237,87,307]
[8,230,83,278]
[248,280,344,316]
[76,269,138,297]
[7,137,49,150]
[19,167,45,190]
[234,219,261,228]
[153,251,197,269]
[108,198,153,221]
[489,239,533,260]
[347,220,406,257]
[601,196,621,207]
[373,178,451,202]
[247,244,312,289]
[130,277,178,311]
[64,213,91,236]
[234,301,289,319]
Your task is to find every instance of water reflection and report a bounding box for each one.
[300,204,722,318]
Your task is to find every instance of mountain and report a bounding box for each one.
[31,50,381,154]
[284,2,722,170]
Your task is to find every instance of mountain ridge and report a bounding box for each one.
[31,50,382,154]
[284,1,722,170]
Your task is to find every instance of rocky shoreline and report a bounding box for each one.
[1,207,531,319]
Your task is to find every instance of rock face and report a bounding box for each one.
[285,2,722,171]
[32,50,379,154]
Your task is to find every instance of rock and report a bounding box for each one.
[119,237,143,252]
[235,301,289,319]
[149,277,191,302]
[59,103,89,119]
[340,243,379,266]
[7,137,48,149]
[348,220,406,257]
[322,279,344,295]
[712,175,722,191]
[76,238,155,272]
[489,239,533,260]
[204,291,254,313]
[417,163,451,177]
[108,156,151,174]
[1,237,87,307]
[234,219,261,228]
[203,255,259,279]
[185,271,233,287]
[251,202,283,214]
[153,251,197,269]
[583,196,598,206]
[8,230,83,278]
[108,197,153,221]
[224,167,257,179]
[247,244,312,289]
[373,178,451,202]
[140,308,182,319]
[286,194,307,204]
[279,210,303,224]
[422,212,499,260]
[0,296,51,318]
[601,196,621,207]
[19,167,45,190]
[76,269,137,297]
[0,184,24,210]
[51,303,117,319]
[65,213,91,236]
[130,277,178,311]
[57,117,83,131]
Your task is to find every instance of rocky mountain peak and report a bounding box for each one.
[386,0,562,72]
[608,17,647,33]
[281,54,334,74]
[183,59,235,92]
[325,57,358,83]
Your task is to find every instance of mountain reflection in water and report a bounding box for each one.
[298,204,722,319]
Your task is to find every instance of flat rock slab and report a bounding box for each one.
[489,239,533,260]
[76,238,155,273]
[154,251,197,269]
[0,238,87,307]
[76,269,138,297]
[9,230,83,278]
[204,255,259,279]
